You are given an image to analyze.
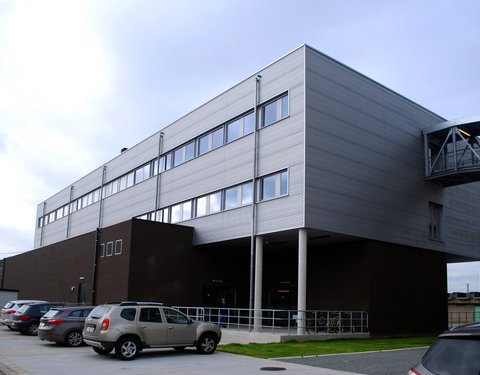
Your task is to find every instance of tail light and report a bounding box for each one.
[101,319,110,331]
[46,319,65,325]
[408,369,420,375]
[4,309,16,314]
[19,315,31,321]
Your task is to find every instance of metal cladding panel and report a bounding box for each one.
[102,177,157,227]
[304,46,480,258]
[67,204,101,238]
[158,135,254,207]
[189,206,252,245]
[104,133,159,181]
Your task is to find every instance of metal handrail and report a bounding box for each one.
[174,306,369,334]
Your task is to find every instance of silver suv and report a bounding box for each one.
[83,302,221,360]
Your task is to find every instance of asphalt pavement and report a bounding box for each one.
[279,347,428,375]
[0,327,427,375]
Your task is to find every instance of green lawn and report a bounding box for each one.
[218,336,435,359]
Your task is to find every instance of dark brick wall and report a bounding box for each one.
[2,231,96,303]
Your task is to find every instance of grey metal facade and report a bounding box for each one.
[34,45,480,261]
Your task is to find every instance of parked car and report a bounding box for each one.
[1,300,47,330]
[10,302,66,336]
[408,322,480,375]
[38,306,95,346]
[83,302,222,360]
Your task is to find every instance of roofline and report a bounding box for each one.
[422,115,480,135]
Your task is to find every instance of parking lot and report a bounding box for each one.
[0,327,363,375]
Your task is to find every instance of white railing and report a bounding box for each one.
[174,306,369,335]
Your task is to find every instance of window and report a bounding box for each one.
[100,243,105,257]
[121,308,136,321]
[209,191,222,213]
[106,241,113,256]
[119,175,127,191]
[227,119,242,143]
[38,217,43,228]
[212,127,224,149]
[140,308,162,323]
[171,201,192,223]
[429,201,444,240]
[165,153,172,170]
[56,207,63,220]
[262,94,289,127]
[225,186,240,210]
[198,133,210,155]
[114,239,122,255]
[196,196,207,217]
[135,163,151,184]
[182,201,192,221]
[63,204,70,216]
[171,204,181,223]
[241,182,253,205]
[126,171,135,188]
[174,147,185,166]
[185,141,195,161]
[259,170,289,201]
[49,211,56,223]
[163,309,189,324]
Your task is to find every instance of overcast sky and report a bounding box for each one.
[0,0,479,292]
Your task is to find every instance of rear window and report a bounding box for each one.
[3,302,15,309]
[43,310,62,318]
[423,337,480,375]
[89,306,111,319]
[18,304,31,313]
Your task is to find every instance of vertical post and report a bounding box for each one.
[249,75,262,328]
[154,132,164,221]
[297,228,308,335]
[40,201,47,247]
[254,235,263,331]
[66,186,74,238]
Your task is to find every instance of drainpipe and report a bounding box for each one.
[40,202,47,247]
[249,74,261,328]
[154,132,164,220]
[66,185,74,238]
[92,166,107,305]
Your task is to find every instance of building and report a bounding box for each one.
[448,292,480,326]
[3,45,480,336]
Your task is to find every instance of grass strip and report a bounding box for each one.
[218,336,435,359]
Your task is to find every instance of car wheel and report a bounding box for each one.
[26,322,39,336]
[196,333,217,354]
[115,337,140,360]
[93,346,113,355]
[65,330,83,347]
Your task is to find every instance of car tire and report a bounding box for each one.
[93,346,113,355]
[7,325,14,330]
[65,330,83,347]
[115,337,140,360]
[196,333,217,354]
[26,322,39,336]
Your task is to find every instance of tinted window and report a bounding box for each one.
[68,310,84,318]
[423,337,480,375]
[120,308,136,321]
[4,302,14,309]
[164,309,189,324]
[140,308,162,323]
[18,304,30,313]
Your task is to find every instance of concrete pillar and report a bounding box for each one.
[254,235,263,331]
[297,228,307,335]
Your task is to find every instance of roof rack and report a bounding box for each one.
[105,301,171,307]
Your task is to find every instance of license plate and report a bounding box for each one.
[86,326,95,332]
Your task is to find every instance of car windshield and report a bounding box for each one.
[3,302,15,309]
[89,306,111,319]
[43,309,61,318]
[422,336,480,375]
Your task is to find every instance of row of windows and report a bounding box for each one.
[38,92,289,228]
[99,239,123,257]
[138,170,289,223]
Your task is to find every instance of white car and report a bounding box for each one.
[0,300,47,329]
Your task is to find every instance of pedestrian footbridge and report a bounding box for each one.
[424,116,480,186]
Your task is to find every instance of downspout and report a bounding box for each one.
[40,201,47,247]
[249,74,261,326]
[92,166,107,305]
[66,185,74,238]
[154,132,164,220]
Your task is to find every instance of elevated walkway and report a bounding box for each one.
[424,116,480,186]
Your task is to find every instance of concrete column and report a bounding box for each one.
[254,235,263,331]
[297,228,308,335]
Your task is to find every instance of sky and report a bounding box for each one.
[0,0,479,292]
